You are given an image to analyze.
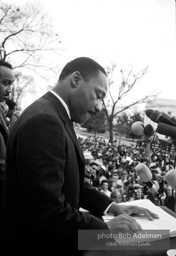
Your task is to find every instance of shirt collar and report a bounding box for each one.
[49,90,71,119]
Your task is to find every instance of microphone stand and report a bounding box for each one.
[144,134,156,167]
[146,138,151,164]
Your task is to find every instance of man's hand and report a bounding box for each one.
[107,203,159,221]
[106,212,142,232]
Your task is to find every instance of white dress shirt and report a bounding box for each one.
[49,90,71,119]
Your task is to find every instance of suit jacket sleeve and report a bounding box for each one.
[80,181,113,217]
[15,113,108,238]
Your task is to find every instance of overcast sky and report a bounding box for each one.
[9,0,176,107]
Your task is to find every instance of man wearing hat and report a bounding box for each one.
[83,151,96,185]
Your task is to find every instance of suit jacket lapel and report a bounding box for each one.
[43,91,84,164]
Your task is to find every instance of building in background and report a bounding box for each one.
[144,98,176,127]
[144,98,176,141]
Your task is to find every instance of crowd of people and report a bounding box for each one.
[80,135,176,212]
[0,57,176,255]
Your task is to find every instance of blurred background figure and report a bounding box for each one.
[110,188,122,203]
[100,179,111,197]
[133,186,143,200]
[83,151,95,185]
[90,160,107,190]
[164,185,176,213]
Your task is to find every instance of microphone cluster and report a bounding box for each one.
[145,109,176,139]
[130,109,176,196]
[135,163,176,192]
[131,121,154,138]
[135,163,159,194]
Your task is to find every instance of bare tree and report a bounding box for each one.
[103,63,157,143]
[0,1,62,76]
[11,71,35,111]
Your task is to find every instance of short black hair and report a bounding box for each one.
[59,57,106,81]
[101,179,108,185]
[0,59,12,69]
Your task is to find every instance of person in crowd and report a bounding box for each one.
[116,164,124,177]
[100,179,111,197]
[110,169,119,186]
[121,170,128,183]
[110,188,122,203]
[132,186,143,200]
[90,159,107,189]
[0,60,15,225]
[83,151,95,185]
[122,192,128,202]
[164,185,176,213]
[116,170,128,188]
[1,57,159,256]
[107,177,118,192]
[107,162,115,177]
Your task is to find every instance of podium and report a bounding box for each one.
[83,205,176,256]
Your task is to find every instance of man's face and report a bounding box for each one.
[112,173,119,181]
[135,188,142,198]
[0,66,15,102]
[113,192,122,203]
[101,182,109,191]
[70,71,108,124]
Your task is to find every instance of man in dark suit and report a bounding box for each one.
[1,57,158,255]
[0,60,14,223]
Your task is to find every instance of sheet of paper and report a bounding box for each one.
[103,199,176,237]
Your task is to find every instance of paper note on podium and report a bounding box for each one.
[103,199,176,237]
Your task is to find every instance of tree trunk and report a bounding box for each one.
[108,117,114,144]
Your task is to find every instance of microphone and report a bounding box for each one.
[157,112,176,127]
[145,109,160,123]
[145,109,176,127]
[164,169,176,190]
[135,163,152,182]
[144,124,155,137]
[131,122,154,137]
[131,121,144,136]
[145,109,154,118]
[149,111,160,123]
[156,123,176,138]
[135,163,159,194]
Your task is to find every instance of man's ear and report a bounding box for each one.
[71,71,81,87]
